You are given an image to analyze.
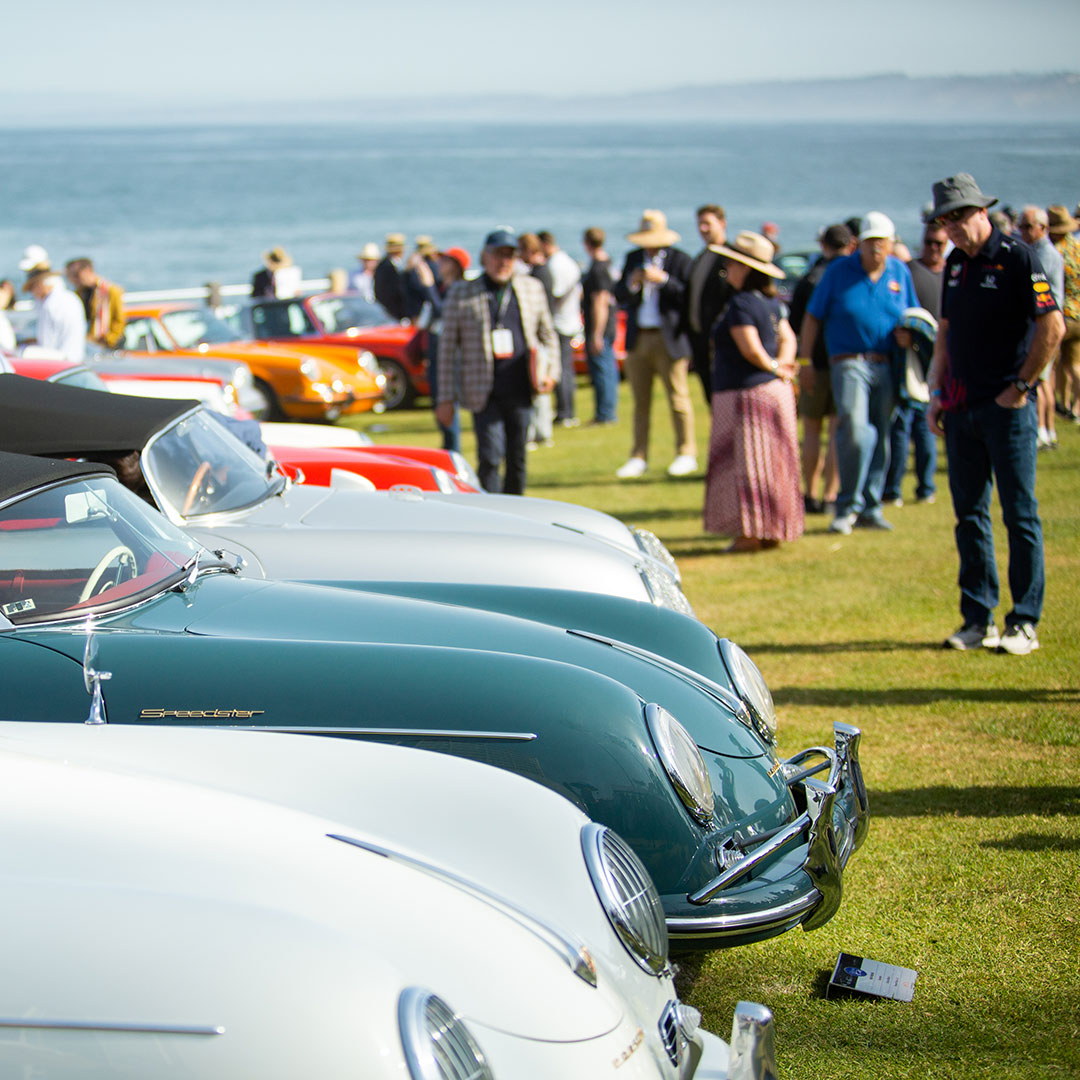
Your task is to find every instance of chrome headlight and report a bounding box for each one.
[399,988,493,1080]
[632,526,681,581]
[645,703,715,826]
[299,357,321,381]
[356,349,381,377]
[582,823,669,975]
[718,639,777,744]
[639,563,695,616]
[449,451,481,489]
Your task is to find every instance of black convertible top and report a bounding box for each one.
[0,450,115,505]
[0,374,197,457]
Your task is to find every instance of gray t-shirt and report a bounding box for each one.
[908,259,944,319]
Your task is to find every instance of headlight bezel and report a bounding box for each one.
[645,702,716,827]
[581,823,670,976]
[718,639,778,745]
[398,987,493,1080]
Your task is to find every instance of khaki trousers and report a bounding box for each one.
[625,329,695,459]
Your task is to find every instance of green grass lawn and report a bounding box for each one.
[349,380,1079,1080]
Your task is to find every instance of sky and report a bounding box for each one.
[5,0,1079,121]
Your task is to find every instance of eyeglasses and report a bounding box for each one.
[936,206,977,226]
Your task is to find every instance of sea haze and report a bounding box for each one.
[4,120,1079,292]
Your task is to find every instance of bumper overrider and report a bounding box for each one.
[667,722,869,948]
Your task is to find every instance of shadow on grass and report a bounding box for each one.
[869,785,1080,818]
[771,685,1080,708]
[744,640,978,655]
[981,832,1080,851]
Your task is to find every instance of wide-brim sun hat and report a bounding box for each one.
[626,209,680,248]
[708,230,784,279]
[385,232,406,251]
[1047,205,1080,235]
[263,246,293,268]
[926,173,998,222]
[356,242,381,261]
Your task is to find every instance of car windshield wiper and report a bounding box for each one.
[170,548,244,593]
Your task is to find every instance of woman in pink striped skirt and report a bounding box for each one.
[703,232,804,552]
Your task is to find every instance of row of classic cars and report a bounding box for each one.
[0,368,869,1075]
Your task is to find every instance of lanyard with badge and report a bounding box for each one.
[491,283,515,359]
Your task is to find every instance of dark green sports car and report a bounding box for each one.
[0,451,867,949]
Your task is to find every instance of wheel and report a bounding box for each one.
[253,377,283,421]
[377,358,416,410]
[182,461,213,515]
[79,545,137,603]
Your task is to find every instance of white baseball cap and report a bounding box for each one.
[17,244,50,271]
[859,212,895,242]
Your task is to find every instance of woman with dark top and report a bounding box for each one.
[703,232,803,552]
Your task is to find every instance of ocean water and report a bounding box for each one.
[3,120,1079,292]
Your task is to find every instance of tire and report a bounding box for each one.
[253,378,283,421]
[377,358,416,410]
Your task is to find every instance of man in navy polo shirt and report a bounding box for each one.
[800,211,917,534]
[926,174,1064,655]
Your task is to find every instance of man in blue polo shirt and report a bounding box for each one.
[799,211,917,534]
[925,174,1064,655]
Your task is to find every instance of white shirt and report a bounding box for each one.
[36,280,87,361]
[348,267,375,303]
[545,248,582,336]
[0,311,15,353]
[637,250,666,329]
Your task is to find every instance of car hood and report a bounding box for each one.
[177,578,770,760]
[186,485,656,602]
[0,723,624,1044]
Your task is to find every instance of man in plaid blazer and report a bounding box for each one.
[436,229,558,494]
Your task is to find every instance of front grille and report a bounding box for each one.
[658,1000,681,1066]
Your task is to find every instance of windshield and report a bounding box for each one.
[142,409,282,520]
[159,308,240,348]
[0,476,202,625]
[310,295,388,332]
[52,368,110,391]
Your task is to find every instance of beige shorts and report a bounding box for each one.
[798,366,834,421]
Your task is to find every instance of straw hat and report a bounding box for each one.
[356,242,381,261]
[385,232,406,252]
[415,234,437,256]
[708,231,784,279]
[626,209,680,248]
[1047,205,1079,236]
[263,246,293,269]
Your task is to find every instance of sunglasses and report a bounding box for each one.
[936,206,977,225]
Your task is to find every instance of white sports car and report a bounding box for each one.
[0,722,777,1079]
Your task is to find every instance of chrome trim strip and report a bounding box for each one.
[210,726,537,740]
[667,892,820,936]
[687,812,811,903]
[565,629,749,720]
[0,1019,224,1036]
[327,833,597,987]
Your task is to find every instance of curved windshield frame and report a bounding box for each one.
[142,409,283,521]
[309,295,388,332]
[0,476,202,625]
[159,308,240,347]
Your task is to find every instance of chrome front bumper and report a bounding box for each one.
[668,722,869,943]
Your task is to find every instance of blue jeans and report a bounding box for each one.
[830,357,897,519]
[426,343,460,452]
[944,397,1044,627]
[884,401,936,501]
[473,395,532,495]
[554,333,576,421]
[587,340,618,423]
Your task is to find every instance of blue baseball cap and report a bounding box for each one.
[483,227,517,250]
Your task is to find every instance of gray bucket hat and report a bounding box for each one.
[925,173,998,223]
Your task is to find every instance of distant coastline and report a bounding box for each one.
[7,72,1080,128]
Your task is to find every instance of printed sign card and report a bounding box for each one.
[827,952,917,1002]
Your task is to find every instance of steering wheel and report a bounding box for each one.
[78,545,138,603]
[181,461,213,516]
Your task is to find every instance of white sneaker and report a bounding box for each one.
[616,456,647,479]
[944,622,1000,650]
[998,622,1039,655]
[666,455,698,477]
[828,513,857,535]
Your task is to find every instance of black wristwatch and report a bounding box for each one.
[1012,377,1034,395]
